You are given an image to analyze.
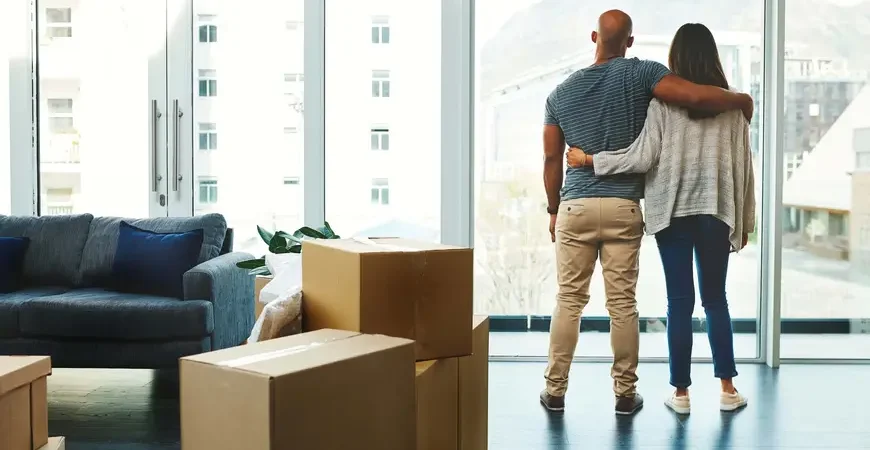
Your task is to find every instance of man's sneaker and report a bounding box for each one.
[664,392,691,415]
[539,389,565,412]
[615,393,644,415]
[720,390,748,411]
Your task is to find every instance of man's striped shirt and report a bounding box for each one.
[544,57,670,201]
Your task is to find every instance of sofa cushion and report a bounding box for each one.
[0,287,70,338]
[112,221,204,299]
[0,237,30,293]
[78,214,228,287]
[17,288,214,340]
[0,214,94,286]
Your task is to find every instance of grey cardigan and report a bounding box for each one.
[594,99,756,251]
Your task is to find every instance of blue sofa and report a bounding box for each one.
[0,213,255,368]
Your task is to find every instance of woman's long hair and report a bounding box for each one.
[668,23,730,120]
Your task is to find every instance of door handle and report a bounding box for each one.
[172,99,183,192]
[150,100,162,192]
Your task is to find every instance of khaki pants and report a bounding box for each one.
[544,197,643,397]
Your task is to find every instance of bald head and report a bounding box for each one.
[593,10,634,56]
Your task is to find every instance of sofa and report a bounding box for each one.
[0,213,255,368]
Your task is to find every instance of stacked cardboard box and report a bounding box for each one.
[303,238,489,450]
[0,356,51,450]
[180,329,417,450]
[181,237,488,449]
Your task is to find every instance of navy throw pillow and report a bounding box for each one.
[0,237,30,293]
[111,221,204,299]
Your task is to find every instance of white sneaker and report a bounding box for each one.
[664,392,691,415]
[720,390,748,411]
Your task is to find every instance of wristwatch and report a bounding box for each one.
[547,205,559,215]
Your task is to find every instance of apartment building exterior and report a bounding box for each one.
[36,0,442,252]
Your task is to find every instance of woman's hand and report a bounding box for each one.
[566,147,588,168]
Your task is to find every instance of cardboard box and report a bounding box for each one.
[38,437,65,450]
[253,275,272,321]
[0,356,51,450]
[415,359,459,450]
[181,329,417,450]
[458,316,490,450]
[302,238,473,361]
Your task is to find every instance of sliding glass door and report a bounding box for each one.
[35,0,175,218]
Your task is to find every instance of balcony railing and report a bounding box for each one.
[41,140,80,164]
[45,204,74,216]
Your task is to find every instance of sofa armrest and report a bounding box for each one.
[183,252,255,349]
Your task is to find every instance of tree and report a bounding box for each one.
[475,171,555,315]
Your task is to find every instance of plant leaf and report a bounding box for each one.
[269,235,289,253]
[275,231,302,244]
[248,266,272,276]
[318,221,337,239]
[289,244,302,253]
[236,258,266,269]
[256,226,275,245]
[296,226,327,239]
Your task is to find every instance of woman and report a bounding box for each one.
[566,23,755,415]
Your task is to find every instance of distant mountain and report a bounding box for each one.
[480,0,870,91]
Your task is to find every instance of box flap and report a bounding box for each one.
[0,356,51,396]
[181,329,358,368]
[415,360,436,377]
[305,238,465,255]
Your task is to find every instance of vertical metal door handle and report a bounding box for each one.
[151,100,162,192]
[173,99,183,192]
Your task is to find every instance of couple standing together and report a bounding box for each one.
[540,10,756,416]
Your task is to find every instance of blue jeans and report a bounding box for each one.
[655,215,738,389]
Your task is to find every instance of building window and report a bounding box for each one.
[198,178,218,204]
[47,98,74,134]
[198,123,217,150]
[371,127,390,151]
[285,20,302,31]
[284,73,304,94]
[198,70,218,97]
[284,177,301,186]
[198,24,217,43]
[829,213,847,237]
[372,70,391,98]
[371,16,390,44]
[371,178,390,205]
[284,126,298,134]
[45,8,72,38]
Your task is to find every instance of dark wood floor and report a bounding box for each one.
[47,362,870,449]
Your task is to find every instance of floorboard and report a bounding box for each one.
[45,362,870,449]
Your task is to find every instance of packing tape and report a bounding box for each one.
[217,335,354,368]
[351,237,427,252]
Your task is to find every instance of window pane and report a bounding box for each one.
[36,3,160,217]
[199,25,209,42]
[381,27,390,44]
[370,133,379,150]
[199,80,208,96]
[371,26,379,43]
[474,0,763,358]
[326,2,440,240]
[192,0,305,255]
[46,8,71,23]
[780,0,870,359]
[199,133,208,150]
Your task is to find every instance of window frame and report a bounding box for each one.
[198,69,218,97]
[370,178,390,205]
[370,126,390,151]
[371,16,390,44]
[371,70,391,98]
[197,122,218,150]
[44,7,72,39]
[197,178,219,204]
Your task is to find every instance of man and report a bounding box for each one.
[540,10,753,416]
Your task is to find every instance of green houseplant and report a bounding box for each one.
[236,222,340,276]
